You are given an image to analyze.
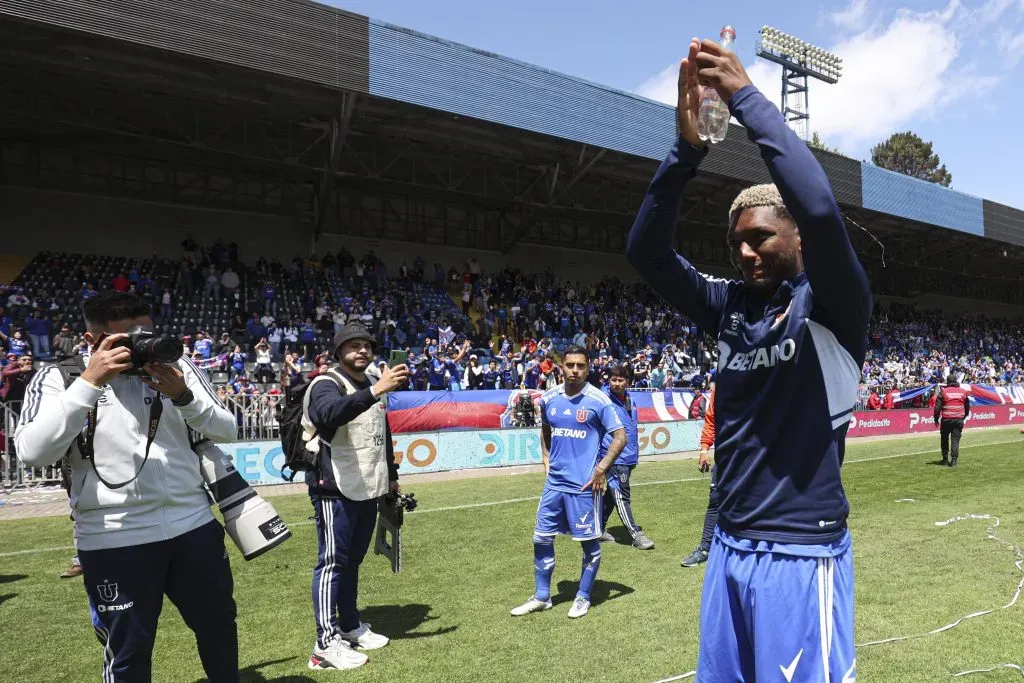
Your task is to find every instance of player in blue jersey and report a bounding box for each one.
[511,346,626,619]
[627,39,871,681]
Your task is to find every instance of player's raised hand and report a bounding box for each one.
[677,38,704,147]
[695,38,753,104]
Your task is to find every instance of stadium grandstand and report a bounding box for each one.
[2,0,1024,460]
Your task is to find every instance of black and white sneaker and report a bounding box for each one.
[681,547,709,567]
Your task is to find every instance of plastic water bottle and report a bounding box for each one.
[698,25,736,145]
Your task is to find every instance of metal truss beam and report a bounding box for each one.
[313,92,357,238]
[501,144,606,253]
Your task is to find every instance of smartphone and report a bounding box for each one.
[389,350,408,369]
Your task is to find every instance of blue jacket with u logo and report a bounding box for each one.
[600,386,638,467]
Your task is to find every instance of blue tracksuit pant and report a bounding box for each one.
[311,494,379,649]
[80,520,238,682]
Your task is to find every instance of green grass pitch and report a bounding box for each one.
[1,428,1022,682]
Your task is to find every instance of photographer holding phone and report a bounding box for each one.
[303,323,410,671]
[14,291,239,682]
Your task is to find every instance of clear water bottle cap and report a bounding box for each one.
[720,25,736,40]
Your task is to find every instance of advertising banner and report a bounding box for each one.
[223,419,702,486]
[847,404,1024,437]
[221,406,1019,487]
[387,389,698,433]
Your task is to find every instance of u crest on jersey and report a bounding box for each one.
[576,409,589,423]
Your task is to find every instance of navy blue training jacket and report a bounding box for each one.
[626,85,872,544]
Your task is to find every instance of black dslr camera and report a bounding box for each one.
[111,326,184,375]
[374,492,417,573]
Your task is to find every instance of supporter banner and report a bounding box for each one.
[194,353,229,369]
[225,419,702,486]
[969,383,1024,406]
[387,389,697,433]
[847,404,1024,438]
[893,383,1024,406]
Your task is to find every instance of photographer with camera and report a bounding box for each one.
[303,323,409,671]
[14,292,239,682]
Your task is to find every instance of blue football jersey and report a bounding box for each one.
[540,384,623,493]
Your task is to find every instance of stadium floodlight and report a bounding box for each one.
[756,26,843,141]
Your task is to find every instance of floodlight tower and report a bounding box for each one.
[756,26,843,142]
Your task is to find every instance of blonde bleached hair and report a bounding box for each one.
[728,183,792,228]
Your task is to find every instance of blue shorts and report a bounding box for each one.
[697,529,856,682]
[534,487,603,541]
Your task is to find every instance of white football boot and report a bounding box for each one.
[510,596,553,616]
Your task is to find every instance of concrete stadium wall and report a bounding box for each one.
[0,187,660,283]
[316,233,654,284]
[5,187,1024,316]
[876,294,1024,319]
[0,187,309,259]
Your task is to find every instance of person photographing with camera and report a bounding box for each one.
[302,323,410,671]
[14,291,239,682]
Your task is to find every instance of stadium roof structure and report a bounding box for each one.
[1,0,1023,304]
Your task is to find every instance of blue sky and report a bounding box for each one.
[329,0,1024,210]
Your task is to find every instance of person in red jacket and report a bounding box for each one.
[689,388,708,419]
[882,386,896,410]
[934,375,970,467]
[866,390,881,410]
[681,384,720,567]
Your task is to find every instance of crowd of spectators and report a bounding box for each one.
[2,244,1023,408]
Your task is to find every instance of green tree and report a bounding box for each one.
[870,131,952,186]
[809,131,840,154]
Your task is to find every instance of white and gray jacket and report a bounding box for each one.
[14,356,236,551]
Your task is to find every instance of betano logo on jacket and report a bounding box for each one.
[717,339,797,373]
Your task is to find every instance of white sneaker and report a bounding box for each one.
[340,622,390,650]
[567,597,591,619]
[308,635,368,670]
[510,597,553,616]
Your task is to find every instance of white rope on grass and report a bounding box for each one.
[651,512,1023,683]
[856,513,1024,648]
[953,663,1024,678]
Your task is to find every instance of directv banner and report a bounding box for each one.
[218,406,1022,487]
[220,420,702,486]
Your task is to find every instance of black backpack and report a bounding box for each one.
[276,371,346,482]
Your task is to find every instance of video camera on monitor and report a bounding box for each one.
[374,491,417,573]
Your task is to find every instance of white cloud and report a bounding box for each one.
[633,0,1020,154]
[830,0,871,31]
[997,28,1024,65]
[634,62,678,106]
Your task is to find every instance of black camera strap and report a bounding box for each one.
[78,393,164,491]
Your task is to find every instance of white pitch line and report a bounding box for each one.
[652,672,696,682]
[1,436,1020,561]
[0,545,75,558]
